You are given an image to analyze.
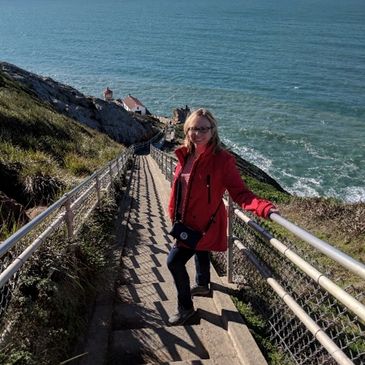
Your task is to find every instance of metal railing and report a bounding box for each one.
[150,144,365,365]
[0,147,138,323]
[0,131,163,321]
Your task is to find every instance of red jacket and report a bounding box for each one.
[168,145,275,251]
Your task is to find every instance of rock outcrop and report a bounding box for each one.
[0,62,157,145]
[172,105,190,123]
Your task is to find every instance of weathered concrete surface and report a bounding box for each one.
[78,154,267,365]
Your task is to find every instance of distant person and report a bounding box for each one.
[166,108,279,325]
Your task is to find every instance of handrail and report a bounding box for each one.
[234,207,365,323]
[0,151,128,258]
[270,213,365,280]
[0,147,134,290]
[0,130,163,292]
[233,237,353,365]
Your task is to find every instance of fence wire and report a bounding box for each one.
[228,210,365,365]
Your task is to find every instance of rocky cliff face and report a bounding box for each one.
[172,105,190,123]
[0,62,157,145]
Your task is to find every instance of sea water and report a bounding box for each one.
[0,0,364,202]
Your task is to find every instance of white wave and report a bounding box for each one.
[222,138,273,172]
[281,171,322,186]
[289,180,321,198]
[340,186,365,203]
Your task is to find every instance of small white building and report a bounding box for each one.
[122,94,146,115]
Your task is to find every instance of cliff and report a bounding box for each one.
[0,62,158,145]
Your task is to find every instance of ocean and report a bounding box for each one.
[0,0,364,202]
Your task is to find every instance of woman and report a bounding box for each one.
[166,108,278,326]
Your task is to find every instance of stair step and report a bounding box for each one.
[123,241,172,258]
[151,356,242,364]
[118,249,196,286]
[109,321,239,364]
[112,297,217,331]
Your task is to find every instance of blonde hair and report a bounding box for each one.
[183,108,222,154]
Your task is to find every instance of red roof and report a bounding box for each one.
[123,95,145,109]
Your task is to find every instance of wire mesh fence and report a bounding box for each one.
[227,211,365,365]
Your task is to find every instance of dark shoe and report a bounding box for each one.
[191,284,210,297]
[168,307,195,326]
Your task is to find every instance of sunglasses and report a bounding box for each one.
[188,127,212,134]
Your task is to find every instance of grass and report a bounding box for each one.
[0,70,124,240]
[231,296,293,365]
[0,70,132,363]
[0,191,121,365]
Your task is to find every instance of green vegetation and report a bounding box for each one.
[0,71,122,177]
[0,69,132,364]
[0,193,121,365]
[232,296,292,365]
[0,70,123,240]
[244,175,290,204]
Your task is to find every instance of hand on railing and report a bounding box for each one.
[268,208,280,218]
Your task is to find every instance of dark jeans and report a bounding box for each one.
[166,245,210,310]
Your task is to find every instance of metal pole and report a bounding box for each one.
[170,158,173,186]
[95,175,101,205]
[109,163,113,183]
[227,195,233,283]
[116,156,120,173]
[164,154,168,178]
[270,213,365,280]
[64,197,74,240]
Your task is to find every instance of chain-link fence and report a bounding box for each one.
[229,212,364,365]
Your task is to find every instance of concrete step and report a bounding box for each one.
[112,297,217,331]
[109,319,240,364]
[153,357,242,365]
[77,155,268,365]
[118,248,196,286]
[116,278,205,305]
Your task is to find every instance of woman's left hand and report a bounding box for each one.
[268,208,280,218]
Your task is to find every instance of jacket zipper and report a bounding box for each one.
[207,175,211,204]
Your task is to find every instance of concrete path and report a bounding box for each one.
[79,154,267,365]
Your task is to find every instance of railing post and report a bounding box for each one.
[164,154,168,178]
[64,196,74,240]
[116,156,120,173]
[227,195,233,283]
[95,174,101,205]
[169,158,173,186]
[109,162,113,184]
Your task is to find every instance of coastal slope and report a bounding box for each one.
[0,62,159,145]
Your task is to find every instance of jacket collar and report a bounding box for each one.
[175,144,215,165]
